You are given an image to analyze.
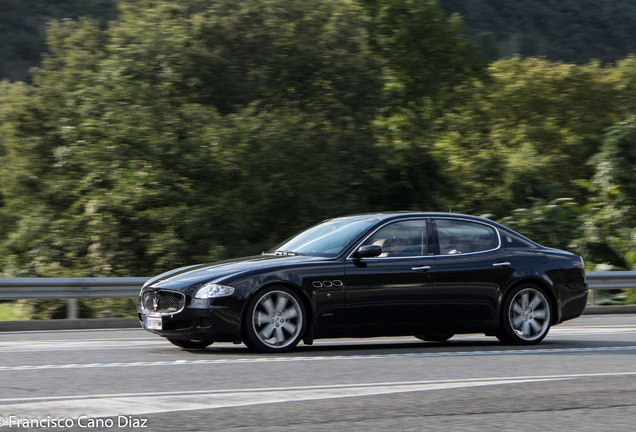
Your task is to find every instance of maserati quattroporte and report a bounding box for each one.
[138,213,588,352]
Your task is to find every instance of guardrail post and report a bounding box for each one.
[67,298,78,319]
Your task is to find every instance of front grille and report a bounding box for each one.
[142,290,186,315]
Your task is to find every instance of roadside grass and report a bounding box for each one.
[0,302,28,321]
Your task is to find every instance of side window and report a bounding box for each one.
[436,220,498,255]
[360,220,427,258]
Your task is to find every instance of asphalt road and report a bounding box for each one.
[2,315,636,431]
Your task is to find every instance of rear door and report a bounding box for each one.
[432,218,515,323]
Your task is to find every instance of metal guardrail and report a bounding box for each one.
[0,277,149,319]
[0,277,150,300]
[586,271,636,307]
[586,271,636,290]
[0,272,634,319]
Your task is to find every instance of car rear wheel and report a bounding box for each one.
[243,286,306,353]
[415,334,454,342]
[166,338,214,349]
[497,284,552,345]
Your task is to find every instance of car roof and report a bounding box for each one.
[331,212,496,224]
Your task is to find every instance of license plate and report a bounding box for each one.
[145,316,162,330]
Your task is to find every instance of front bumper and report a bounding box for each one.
[137,300,243,343]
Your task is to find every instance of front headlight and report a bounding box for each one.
[194,283,235,299]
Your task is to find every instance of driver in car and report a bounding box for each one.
[384,233,413,257]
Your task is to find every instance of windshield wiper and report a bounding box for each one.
[262,250,305,256]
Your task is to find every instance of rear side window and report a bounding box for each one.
[436,219,499,255]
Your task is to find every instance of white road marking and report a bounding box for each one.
[2,345,636,372]
[550,326,636,335]
[2,325,636,352]
[1,371,635,419]
[0,338,166,353]
[0,378,571,420]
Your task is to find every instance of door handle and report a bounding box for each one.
[412,266,432,272]
[492,262,511,268]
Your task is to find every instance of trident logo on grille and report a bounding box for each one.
[152,295,159,311]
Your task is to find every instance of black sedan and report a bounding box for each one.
[138,212,588,352]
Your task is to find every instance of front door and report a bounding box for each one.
[344,219,436,336]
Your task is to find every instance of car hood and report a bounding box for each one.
[143,254,330,291]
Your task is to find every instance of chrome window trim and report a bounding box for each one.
[348,255,435,261]
[433,217,502,257]
[140,288,187,316]
[346,217,431,261]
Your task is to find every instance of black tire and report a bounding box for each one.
[497,284,552,345]
[166,338,214,349]
[243,286,306,353]
[415,334,454,342]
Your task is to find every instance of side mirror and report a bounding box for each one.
[355,245,382,258]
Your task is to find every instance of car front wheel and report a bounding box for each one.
[497,284,552,345]
[243,286,306,353]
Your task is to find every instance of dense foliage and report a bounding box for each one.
[1,0,636,318]
[3,0,636,83]
[0,0,480,279]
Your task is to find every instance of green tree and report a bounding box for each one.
[360,0,483,115]
[0,0,387,281]
[498,198,586,252]
[357,0,486,212]
[575,120,636,269]
[432,57,625,216]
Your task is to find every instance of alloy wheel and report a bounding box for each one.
[508,287,551,341]
[251,290,303,349]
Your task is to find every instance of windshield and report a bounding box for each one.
[268,218,380,257]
